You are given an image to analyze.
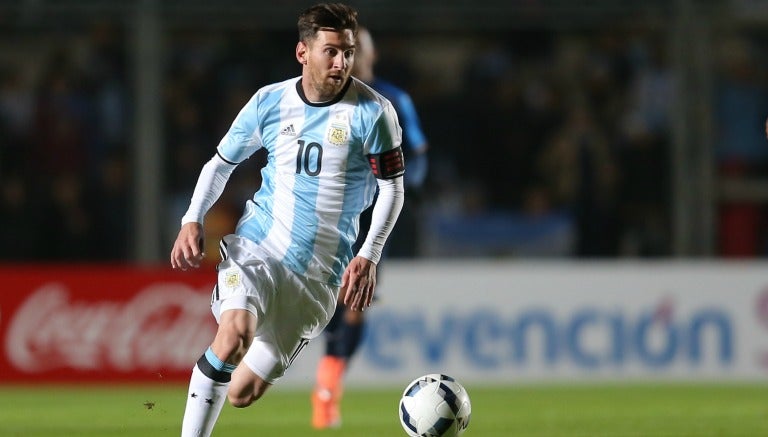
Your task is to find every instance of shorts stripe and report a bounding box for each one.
[211,283,219,304]
[288,338,310,367]
[219,238,229,261]
[212,238,228,304]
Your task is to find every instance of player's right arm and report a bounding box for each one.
[170,153,237,270]
[171,91,261,270]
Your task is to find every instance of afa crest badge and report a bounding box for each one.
[224,271,241,288]
[327,112,350,146]
[327,124,348,146]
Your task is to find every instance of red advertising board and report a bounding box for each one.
[0,265,218,383]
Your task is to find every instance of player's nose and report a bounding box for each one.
[332,53,346,70]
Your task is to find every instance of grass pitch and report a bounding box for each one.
[0,383,766,436]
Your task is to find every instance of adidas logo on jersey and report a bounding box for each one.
[280,124,296,136]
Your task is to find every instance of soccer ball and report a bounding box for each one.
[398,374,471,437]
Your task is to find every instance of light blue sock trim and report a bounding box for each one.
[204,347,237,373]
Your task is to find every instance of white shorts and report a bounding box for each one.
[210,234,338,383]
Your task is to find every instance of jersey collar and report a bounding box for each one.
[295,78,351,107]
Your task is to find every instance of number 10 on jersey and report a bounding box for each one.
[296,140,323,176]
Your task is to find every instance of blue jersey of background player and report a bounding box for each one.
[365,83,428,194]
[311,26,428,430]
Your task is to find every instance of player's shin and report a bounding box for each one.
[312,355,346,429]
[181,347,236,437]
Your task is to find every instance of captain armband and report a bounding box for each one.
[368,147,405,179]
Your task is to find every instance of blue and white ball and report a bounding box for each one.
[398,374,472,437]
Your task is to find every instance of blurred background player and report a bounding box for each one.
[311,26,429,430]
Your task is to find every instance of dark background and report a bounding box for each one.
[2,0,767,263]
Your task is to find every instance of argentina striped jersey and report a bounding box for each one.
[216,77,402,285]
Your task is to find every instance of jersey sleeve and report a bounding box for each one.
[216,92,263,163]
[364,101,402,156]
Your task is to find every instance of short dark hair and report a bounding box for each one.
[297,3,358,42]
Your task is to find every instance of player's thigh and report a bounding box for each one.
[210,235,275,359]
[227,334,310,405]
[240,274,335,384]
[344,307,365,324]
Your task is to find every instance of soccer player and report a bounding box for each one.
[170,4,405,436]
[311,26,429,430]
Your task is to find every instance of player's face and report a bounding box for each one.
[298,29,355,102]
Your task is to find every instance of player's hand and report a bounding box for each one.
[170,222,205,271]
[341,256,376,312]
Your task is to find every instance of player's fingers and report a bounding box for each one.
[185,254,200,268]
[177,243,200,270]
[343,272,360,305]
[364,283,374,308]
[343,283,356,306]
[341,268,350,288]
[357,283,371,310]
[351,293,363,312]
[363,274,375,306]
[171,246,188,271]
[184,237,205,268]
[346,283,363,311]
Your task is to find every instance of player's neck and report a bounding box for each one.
[296,78,349,106]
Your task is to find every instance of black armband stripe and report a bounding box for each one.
[368,147,405,179]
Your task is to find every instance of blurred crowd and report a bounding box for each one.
[2,20,768,262]
[0,22,131,261]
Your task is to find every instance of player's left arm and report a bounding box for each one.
[343,102,405,310]
[357,149,405,264]
[343,165,404,311]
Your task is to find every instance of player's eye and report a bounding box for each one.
[344,49,354,59]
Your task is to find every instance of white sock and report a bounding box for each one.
[181,364,229,437]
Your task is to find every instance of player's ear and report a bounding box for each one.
[296,41,308,65]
